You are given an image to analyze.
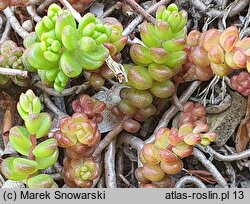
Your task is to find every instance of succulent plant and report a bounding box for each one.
[17,89,42,121]
[0,89,58,187]
[23,4,111,92]
[54,112,100,148]
[54,95,105,188]
[0,40,29,87]
[87,17,128,90]
[178,101,207,128]
[130,3,187,69]
[230,71,250,96]
[63,157,99,188]
[136,113,216,185]
[179,26,250,82]
[27,174,58,188]
[71,94,106,123]
[114,3,187,121]
[55,95,105,152]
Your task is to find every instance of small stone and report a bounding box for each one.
[206,91,247,146]
[89,3,104,18]
[2,180,25,188]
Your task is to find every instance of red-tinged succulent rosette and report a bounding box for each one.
[230,71,250,96]
[54,112,101,148]
[72,94,106,123]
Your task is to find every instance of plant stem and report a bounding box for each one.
[125,0,156,24]
[146,81,201,144]
[0,67,28,78]
[193,148,228,187]
[35,82,89,97]
[104,139,117,188]
[175,175,207,188]
[93,123,123,158]
[3,7,29,39]
[59,0,81,22]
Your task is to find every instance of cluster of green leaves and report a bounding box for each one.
[0,90,58,187]
[114,3,187,121]
[131,3,187,69]
[23,3,112,92]
[88,17,128,90]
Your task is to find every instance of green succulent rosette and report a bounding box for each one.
[17,89,42,121]
[24,3,111,92]
[115,3,187,121]
[130,3,187,72]
[63,157,99,188]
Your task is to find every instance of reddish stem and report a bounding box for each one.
[28,134,37,160]
[125,0,156,24]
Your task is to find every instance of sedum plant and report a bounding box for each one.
[182,26,250,82]
[135,102,216,187]
[0,40,28,87]
[88,17,128,90]
[62,157,99,188]
[54,112,101,149]
[230,71,250,96]
[178,101,207,128]
[114,3,187,121]
[23,4,111,92]
[71,94,106,123]
[54,95,105,187]
[130,3,187,69]
[0,89,58,188]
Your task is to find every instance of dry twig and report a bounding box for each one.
[3,7,29,39]
[146,81,201,144]
[193,148,228,188]
[37,0,58,14]
[125,0,156,24]
[43,93,68,118]
[35,82,89,97]
[0,67,28,78]
[197,145,250,162]
[93,123,123,158]
[101,1,123,18]
[175,176,207,188]
[0,20,11,43]
[104,139,117,188]
[59,0,81,22]
[26,6,42,22]
[189,0,249,18]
